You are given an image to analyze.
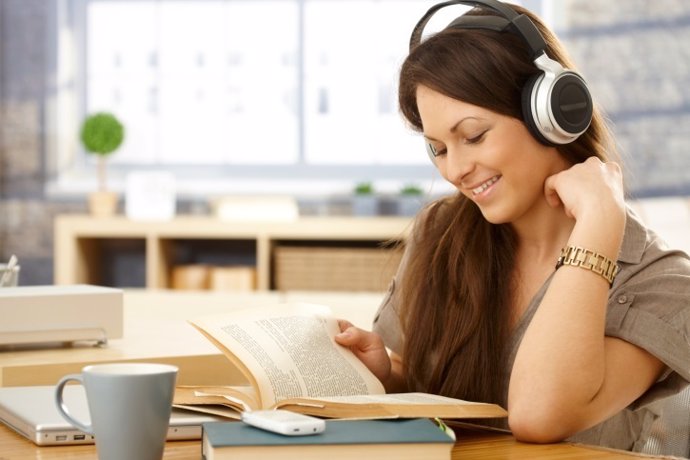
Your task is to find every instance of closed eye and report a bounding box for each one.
[426,130,486,157]
[464,131,487,145]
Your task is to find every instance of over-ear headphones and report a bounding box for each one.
[410,0,593,149]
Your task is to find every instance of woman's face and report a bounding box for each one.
[417,84,570,225]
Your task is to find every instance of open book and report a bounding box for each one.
[174,303,507,420]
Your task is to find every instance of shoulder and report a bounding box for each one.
[614,206,690,309]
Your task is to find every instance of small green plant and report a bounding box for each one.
[354,182,374,195]
[80,112,125,192]
[400,184,423,196]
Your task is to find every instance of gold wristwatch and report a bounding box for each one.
[555,245,619,286]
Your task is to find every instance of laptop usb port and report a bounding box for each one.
[56,435,67,441]
[74,434,86,440]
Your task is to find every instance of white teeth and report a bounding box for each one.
[472,176,499,195]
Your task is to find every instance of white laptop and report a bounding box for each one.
[0,385,224,446]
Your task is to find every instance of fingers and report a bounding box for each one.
[543,174,563,209]
[336,320,360,345]
[334,321,392,384]
[337,319,354,333]
[335,324,382,351]
[543,157,623,220]
[334,324,361,345]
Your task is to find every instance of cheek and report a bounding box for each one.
[505,155,554,199]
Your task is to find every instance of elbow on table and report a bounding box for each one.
[508,405,577,444]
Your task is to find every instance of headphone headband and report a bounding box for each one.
[409,0,547,58]
[410,0,593,148]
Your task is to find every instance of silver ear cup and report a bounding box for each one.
[525,54,592,145]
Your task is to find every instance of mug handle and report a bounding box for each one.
[55,374,94,434]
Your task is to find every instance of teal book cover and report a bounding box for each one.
[203,418,454,447]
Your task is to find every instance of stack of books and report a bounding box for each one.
[202,418,455,460]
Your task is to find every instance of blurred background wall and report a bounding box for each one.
[2,0,689,285]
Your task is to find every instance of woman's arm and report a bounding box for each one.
[509,158,665,442]
[510,295,665,442]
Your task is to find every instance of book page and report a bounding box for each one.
[174,404,242,420]
[190,303,385,409]
[295,392,483,405]
[276,392,508,419]
[174,385,260,412]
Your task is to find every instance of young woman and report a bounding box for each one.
[335,1,690,455]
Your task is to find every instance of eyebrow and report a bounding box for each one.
[423,117,482,142]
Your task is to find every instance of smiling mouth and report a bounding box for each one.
[471,175,500,196]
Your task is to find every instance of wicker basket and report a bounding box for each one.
[171,264,211,290]
[171,264,256,291]
[274,246,402,292]
[209,266,257,291]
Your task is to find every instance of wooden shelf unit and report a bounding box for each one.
[54,215,413,291]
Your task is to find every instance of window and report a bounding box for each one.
[48,0,538,197]
[87,1,300,166]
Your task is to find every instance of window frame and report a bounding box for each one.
[46,0,541,198]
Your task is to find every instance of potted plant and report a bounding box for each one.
[352,181,378,216]
[81,112,125,217]
[398,183,425,216]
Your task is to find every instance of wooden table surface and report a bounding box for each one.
[0,290,668,459]
[0,422,659,460]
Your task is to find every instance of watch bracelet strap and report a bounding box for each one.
[555,245,619,286]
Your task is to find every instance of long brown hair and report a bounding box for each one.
[397,4,617,404]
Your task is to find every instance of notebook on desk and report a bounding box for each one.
[0,385,225,446]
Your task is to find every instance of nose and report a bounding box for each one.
[439,147,475,188]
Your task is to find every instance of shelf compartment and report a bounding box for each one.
[272,240,403,292]
[76,237,147,288]
[160,238,258,290]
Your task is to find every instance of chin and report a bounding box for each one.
[477,206,513,225]
[479,212,509,225]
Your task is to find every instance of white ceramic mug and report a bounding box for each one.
[55,362,178,460]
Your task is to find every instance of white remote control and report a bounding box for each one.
[240,410,326,436]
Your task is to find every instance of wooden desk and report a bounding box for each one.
[0,422,657,459]
[0,290,663,459]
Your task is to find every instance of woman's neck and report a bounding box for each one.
[511,199,575,264]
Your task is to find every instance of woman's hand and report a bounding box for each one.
[544,156,625,224]
[335,320,392,384]
[544,156,626,255]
